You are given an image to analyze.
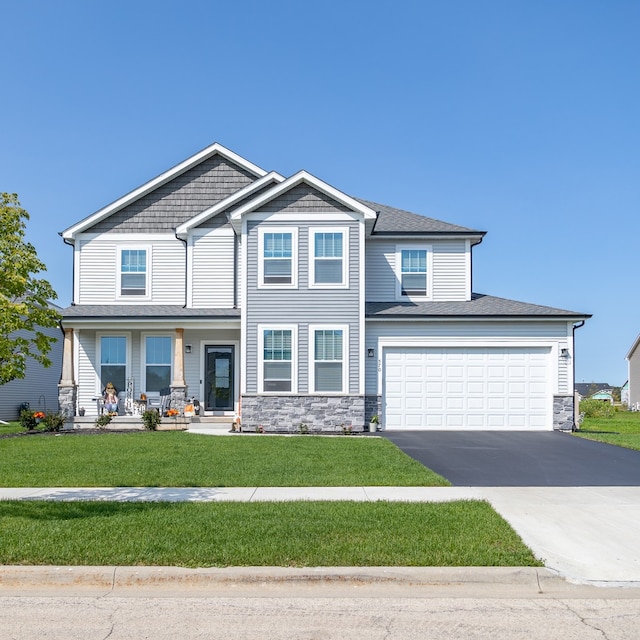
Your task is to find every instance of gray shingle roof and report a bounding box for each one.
[62,305,241,319]
[356,198,485,235]
[366,294,590,318]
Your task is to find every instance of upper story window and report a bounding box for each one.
[396,246,432,300]
[119,248,148,297]
[310,228,348,288]
[259,228,298,288]
[259,325,297,393]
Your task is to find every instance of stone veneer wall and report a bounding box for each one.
[58,385,77,419]
[241,395,365,432]
[170,386,188,413]
[553,395,575,431]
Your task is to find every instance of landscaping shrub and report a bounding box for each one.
[42,412,66,432]
[141,409,161,430]
[580,398,615,419]
[19,409,37,430]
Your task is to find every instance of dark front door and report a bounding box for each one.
[204,345,234,411]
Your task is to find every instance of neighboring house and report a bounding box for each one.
[574,382,612,401]
[0,304,63,421]
[590,389,614,404]
[58,143,590,431]
[621,380,629,406]
[626,335,640,409]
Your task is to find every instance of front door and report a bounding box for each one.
[204,345,234,411]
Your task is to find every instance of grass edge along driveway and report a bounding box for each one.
[0,432,449,487]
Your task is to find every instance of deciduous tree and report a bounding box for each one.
[0,192,61,385]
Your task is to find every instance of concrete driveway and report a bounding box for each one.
[382,430,640,486]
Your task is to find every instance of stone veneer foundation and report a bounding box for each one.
[57,385,77,419]
[241,395,366,432]
[553,395,575,431]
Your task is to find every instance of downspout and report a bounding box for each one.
[227,213,238,309]
[60,234,76,305]
[174,229,188,308]
[572,320,586,430]
[469,235,484,297]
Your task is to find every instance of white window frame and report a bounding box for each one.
[141,333,173,396]
[96,333,131,396]
[395,244,433,301]
[309,227,348,289]
[258,227,298,289]
[309,324,348,394]
[117,246,151,300]
[258,324,298,394]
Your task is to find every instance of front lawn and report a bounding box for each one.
[574,410,640,451]
[0,421,23,436]
[0,500,539,567]
[0,432,448,487]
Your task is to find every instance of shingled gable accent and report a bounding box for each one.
[61,143,268,239]
[175,171,285,235]
[228,171,378,230]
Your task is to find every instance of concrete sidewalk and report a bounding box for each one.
[2,486,640,587]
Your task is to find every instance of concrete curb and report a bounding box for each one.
[2,566,637,597]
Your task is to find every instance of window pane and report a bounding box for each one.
[264,330,291,360]
[146,365,171,393]
[146,337,171,365]
[101,365,125,394]
[264,233,292,257]
[264,258,292,284]
[315,330,342,360]
[315,233,342,258]
[315,260,343,284]
[401,250,426,273]
[402,273,427,296]
[121,250,146,295]
[315,363,343,392]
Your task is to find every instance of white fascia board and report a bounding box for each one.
[62,143,268,239]
[369,233,486,242]
[176,172,286,236]
[626,334,640,361]
[229,170,378,223]
[365,316,587,323]
[63,318,241,330]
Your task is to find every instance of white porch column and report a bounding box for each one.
[172,328,186,387]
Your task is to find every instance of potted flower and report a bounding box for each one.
[33,411,45,425]
[369,414,380,432]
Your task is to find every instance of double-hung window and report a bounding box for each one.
[397,246,431,299]
[99,335,127,393]
[311,228,347,287]
[144,336,172,393]
[260,228,297,287]
[120,248,148,296]
[310,326,347,393]
[260,326,296,392]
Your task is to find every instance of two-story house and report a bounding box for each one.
[58,143,590,431]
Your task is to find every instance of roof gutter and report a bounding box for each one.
[174,229,188,308]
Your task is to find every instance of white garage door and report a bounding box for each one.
[384,347,551,430]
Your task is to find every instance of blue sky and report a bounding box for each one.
[2,0,639,385]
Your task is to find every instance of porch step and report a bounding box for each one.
[189,416,234,424]
[65,416,143,430]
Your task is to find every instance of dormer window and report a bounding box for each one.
[396,245,432,300]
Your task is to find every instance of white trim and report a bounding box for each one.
[116,245,152,301]
[95,332,132,396]
[308,227,348,289]
[245,211,359,224]
[229,171,377,223]
[241,218,248,394]
[177,172,285,235]
[308,324,349,394]
[257,227,298,289]
[140,333,173,396]
[73,242,81,303]
[358,221,366,395]
[465,239,471,301]
[257,324,298,394]
[186,235,194,308]
[395,244,433,301]
[62,143,268,239]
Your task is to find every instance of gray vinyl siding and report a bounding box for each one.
[256,184,352,213]
[245,220,361,394]
[77,236,185,305]
[0,326,63,421]
[87,157,257,232]
[192,232,235,308]
[364,320,572,395]
[365,239,469,302]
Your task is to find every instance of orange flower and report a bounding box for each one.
[166,408,179,417]
[33,411,45,419]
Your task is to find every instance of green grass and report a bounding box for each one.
[0,421,24,436]
[0,500,540,567]
[0,432,448,487]
[574,410,640,451]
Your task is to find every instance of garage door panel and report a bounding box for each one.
[384,346,551,430]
